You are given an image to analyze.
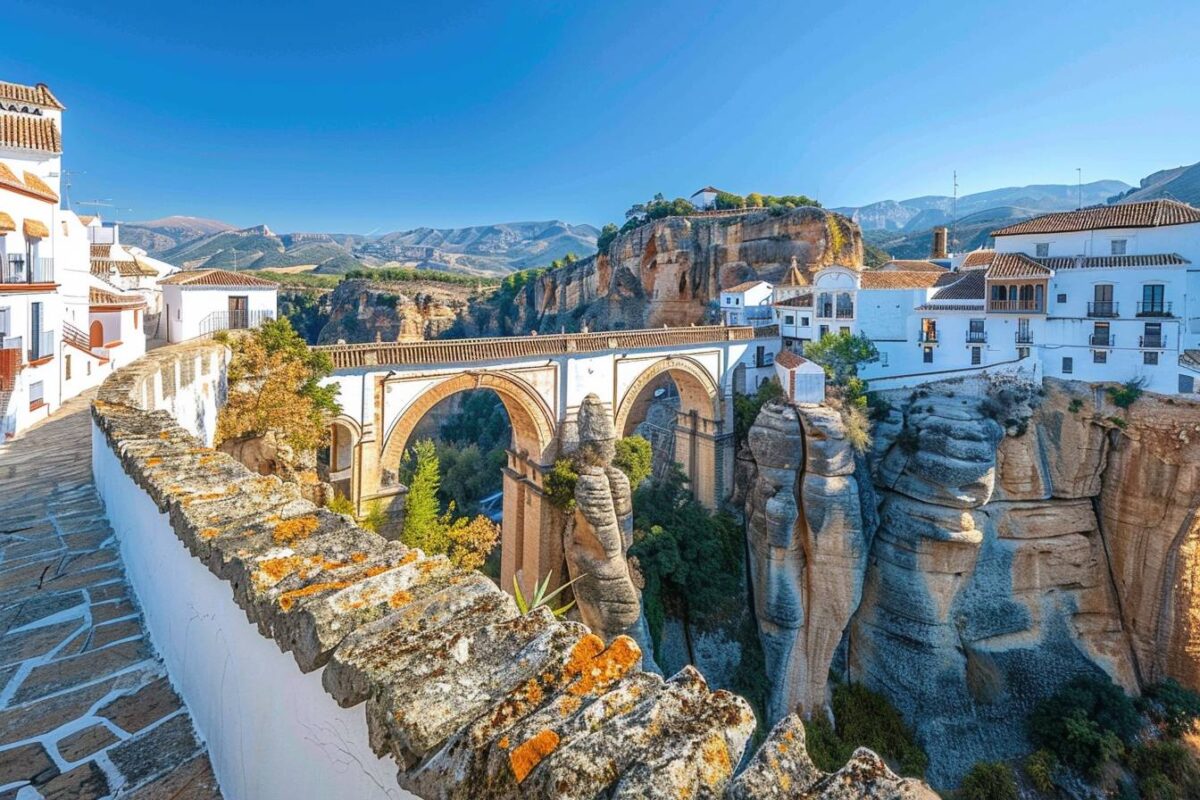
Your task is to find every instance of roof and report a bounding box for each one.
[774,295,813,308]
[158,269,278,288]
[859,271,946,290]
[991,200,1200,236]
[0,114,62,154]
[91,258,158,278]
[877,259,947,273]
[0,162,56,203]
[0,212,13,233]
[89,286,146,309]
[691,186,723,195]
[0,81,64,110]
[78,215,98,226]
[985,252,1053,280]
[1036,253,1190,270]
[23,218,48,239]
[960,249,996,270]
[723,279,770,294]
[775,349,815,370]
[90,244,112,259]
[930,269,986,301]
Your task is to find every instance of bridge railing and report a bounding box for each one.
[314,325,776,369]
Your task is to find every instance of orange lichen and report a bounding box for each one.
[698,734,732,787]
[568,636,640,697]
[278,581,349,612]
[199,527,219,539]
[399,550,419,565]
[388,589,413,608]
[558,695,582,717]
[562,634,606,678]
[272,515,319,544]
[364,565,393,578]
[146,457,162,467]
[158,431,170,440]
[498,736,510,750]
[350,552,368,564]
[509,729,560,784]
[198,455,216,465]
[256,555,305,586]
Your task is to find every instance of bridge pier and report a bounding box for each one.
[500,451,562,596]
[674,410,734,510]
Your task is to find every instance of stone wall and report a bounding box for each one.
[90,340,936,799]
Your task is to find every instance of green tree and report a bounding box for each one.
[957,762,1018,800]
[803,682,928,778]
[745,192,766,208]
[1028,674,1139,777]
[613,435,653,490]
[734,378,783,446]
[803,331,880,385]
[402,439,446,554]
[596,223,620,253]
[714,191,746,210]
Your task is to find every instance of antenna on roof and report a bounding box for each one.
[62,170,84,211]
[949,171,959,254]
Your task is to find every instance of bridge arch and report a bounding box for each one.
[379,370,557,473]
[614,355,720,437]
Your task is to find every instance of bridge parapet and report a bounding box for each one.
[315,324,775,370]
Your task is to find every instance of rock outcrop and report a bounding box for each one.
[744,374,1200,788]
[563,394,643,645]
[317,278,477,344]
[476,207,862,335]
[745,402,870,722]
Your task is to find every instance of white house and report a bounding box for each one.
[720,279,773,326]
[690,186,724,210]
[774,349,825,404]
[86,217,177,316]
[160,269,278,343]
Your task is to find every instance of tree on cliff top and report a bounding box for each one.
[216,317,339,455]
[804,331,879,386]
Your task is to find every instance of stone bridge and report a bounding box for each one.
[315,325,777,590]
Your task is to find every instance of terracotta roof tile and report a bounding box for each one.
[23,218,48,239]
[158,268,278,288]
[859,271,945,289]
[89,286,146,308]
[0,81,64,110]
[985,253,1053,280]
[723,279,770,294]
[774,295,813,308]
[0,212,13,233]
[91,244,112,259]
[931,269,986,301]
[0,162,54,203]
[960,250,996,269]
[878,259,947,273]
[1036,253,1189,270]
[775,349,810,369]
[91,258,157,278]
[991,200,1200,236]
[20,171,57,202]
[0,114,62,153]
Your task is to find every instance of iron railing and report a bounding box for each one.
[198,309,276,338]
[990,299,1044,313]
[2,256,54,284]
[1140,334,1166,349]
[1087,301,1118,318]
[919,330,939,343]
[1015,330,1034,344]
[1137,301,1173,317]
[1089,333,1114,347]
[965,330,987,343]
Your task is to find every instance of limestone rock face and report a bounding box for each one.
[316,278,473,344]
[745,402,870,722]
[563,394,643,644]
[477,206,863,334]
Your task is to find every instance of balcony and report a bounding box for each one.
[1015,330,1034,345]
[919,330,938,344]
[1089,333,1114,347]
[1137,301,1173,318]
[965,331,987,344]
[1140,335,1166,349]
[1,256,54,285]
[989,299,1045,313]
[198,309,276,338]
[1087,301,1119,318]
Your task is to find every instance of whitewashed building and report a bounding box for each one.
[774,349,825,404]
[689,186,723,210]
[86,217,177,315]
[160,269,278,343]
[720,279,772,326]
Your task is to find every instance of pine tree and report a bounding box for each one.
[402,439,446,553]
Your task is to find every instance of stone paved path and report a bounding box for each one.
[0,393,221,799]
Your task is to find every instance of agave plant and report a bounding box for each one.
[513,570,583,618]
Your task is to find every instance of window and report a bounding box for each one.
[1142,284,1166,314]
[800,316,809,326]
[65,353,71,380]
[725,296,731,304]
[1111,239,1127,255]
[1035,243,1049,257]
[30,380,44,409]
[87,361,92,376]
[923,346,933,364]
[1018,347,1030,359]
[1062,357,1073,374]
[840,326,850,335]
[0,306,8,337]
[1093,350,1107,364]
[880,352,888,367]
[1057,293,1067,304]
[784,314,794,325]
[1144,352,1159,365]
[971,347,981,366]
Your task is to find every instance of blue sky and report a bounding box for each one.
[4,0,1198,232]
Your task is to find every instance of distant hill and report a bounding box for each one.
[835,180,1130,232]
[121,216,236,254]
[126,218,598,275]
[864,206,1038,260]
[1110,161,1200,206]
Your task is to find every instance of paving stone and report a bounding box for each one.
[57,549,120,578]
[123,754,222,800]
[0,677,122,745]
[40,565,124,593]
[0,741,59,787]
[0,620,80,667]
[0,557,64,593]
[62,532,109,552]
[88,619,142,650]
[90,598,136,624]
[0,591,85,635]
[37,760,109,800]
[87,583,127,603]
[99,677,181,735]
[108,714,201,787]
[55,724,119,763]
[12,639,152,705]
[0,665,17,697]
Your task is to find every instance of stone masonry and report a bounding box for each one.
[0,393,221,799]
[87,339,937,799]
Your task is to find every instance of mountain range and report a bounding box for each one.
[120,218,599,275]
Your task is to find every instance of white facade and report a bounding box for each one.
[720,280,773,326]
[690,186,720,210]
[161,271,279,343]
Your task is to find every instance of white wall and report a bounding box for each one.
[164,285,278,343]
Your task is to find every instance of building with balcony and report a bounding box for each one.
[160,269,278,343]
[720,279,772,326]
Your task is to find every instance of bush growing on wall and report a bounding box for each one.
[803,681,928,778]
[613,435,653,490]
[1028,674,1139,777]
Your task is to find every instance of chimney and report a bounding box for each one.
[931,226,949,259]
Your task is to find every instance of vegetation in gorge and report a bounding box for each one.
[215,318,339,454]
[612,435,653,490]
[804,331,879,451]
[733,378,783,446]
[804,681,928,779]
[399,438,500,571]
[1108,377,1146,409]
[955,762,1018,800]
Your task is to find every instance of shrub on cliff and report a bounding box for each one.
[803,681,928,778]
[596,223,619,254]
[1107,378,1146,409]
[1141,679,1200,737]
[1127,740,1200,799]
[613,435,653,490]
[733,378,783,446]
[956,762,1018,800]
[1028,674,1138,777]
[804,331,879,386]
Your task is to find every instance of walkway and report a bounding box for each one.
[0,393,221,799]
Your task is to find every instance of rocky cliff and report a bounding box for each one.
[316,278,480,344]
[742,376,1200,787]
[477,207,862,335]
